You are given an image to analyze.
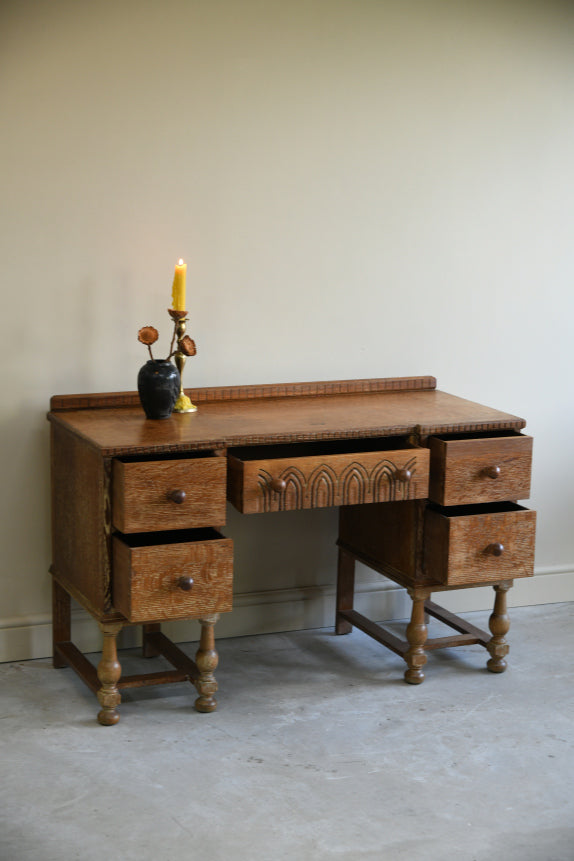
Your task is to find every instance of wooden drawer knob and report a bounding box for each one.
[167,489,187,504]
[483,466,501,479]
[177,576,194,591]
[485,542,504,557]
[270,478,287,492]
[394,468,412,482]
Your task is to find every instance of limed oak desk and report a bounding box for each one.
[48,377,536,725]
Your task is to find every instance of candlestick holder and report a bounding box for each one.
[172,314,197,413]
[137,305,198,419]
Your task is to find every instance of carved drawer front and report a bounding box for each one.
[227,441,430,514]
[423,502,536,586]
[112,455,226,533]
[429,433,532,506]
[112,528,233,623]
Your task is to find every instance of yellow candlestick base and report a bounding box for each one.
[173,316,197,413]
[174,392,197,413]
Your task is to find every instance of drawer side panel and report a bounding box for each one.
[339,501,422,584]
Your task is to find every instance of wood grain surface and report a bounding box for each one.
[49,376,437,411]
[423,503,536,585]
[112,531,233,623]
[429,434,533,506]
[338,501,423,585]
[229,447,430,513]
[112,456,226,532]
[48,385,526,458]
[51,422,111,614]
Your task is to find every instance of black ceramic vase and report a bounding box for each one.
[137,360,180,419]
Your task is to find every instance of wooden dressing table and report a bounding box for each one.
[48,376,536,725]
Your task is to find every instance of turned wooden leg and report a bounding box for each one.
[142,623,161,658]
[487,582,512,673]
[404,589,430,684]
[97,622,123,726]
[52,579,71,668]
[335,547,356,635]
[194,614,220,713]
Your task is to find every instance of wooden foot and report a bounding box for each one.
[404,589,430,684]
[487,582,512,673]
[194,615,219,713]
[97,622,123,725]
[52,579,71,668]
[142,623,161,658]
[335,548,356,635]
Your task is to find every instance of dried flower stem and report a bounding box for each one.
[138,315,193,362]
[167,319,179,361]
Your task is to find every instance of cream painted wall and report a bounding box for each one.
[1,0,574,660]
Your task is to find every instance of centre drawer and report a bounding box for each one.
[112,454,226,533]
[428,433,532,506]
[227,439,430,514]
[423,502,536,586]
[112,528,233,623]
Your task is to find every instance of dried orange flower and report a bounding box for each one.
[138,326,159,346]
[179,336,197,356]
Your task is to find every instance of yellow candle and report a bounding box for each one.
[171,259,187,311]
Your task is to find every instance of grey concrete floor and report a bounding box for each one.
[1,603,573,861]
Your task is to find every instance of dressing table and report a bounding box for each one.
[48,376,536,725]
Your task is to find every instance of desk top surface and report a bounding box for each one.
[48,377,526,456]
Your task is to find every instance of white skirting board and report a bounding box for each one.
[1,566,573,664]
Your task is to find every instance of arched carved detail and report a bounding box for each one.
[370,460,395,502]
[278,467,306,511]
[308,464,337,508]
[340,462,369,506]
[250,450,426,512]
[370,456,418,501]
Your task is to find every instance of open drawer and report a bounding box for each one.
[112,452,227,533]
[423,502,536,586]
[429,432,532,506]
[112,528,233,622]
[227,438,430,514]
